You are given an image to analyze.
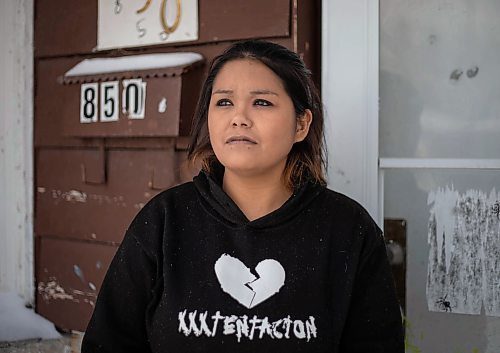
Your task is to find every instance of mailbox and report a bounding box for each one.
[61,52,204,138]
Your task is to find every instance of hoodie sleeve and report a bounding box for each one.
[339,213,405,353]
[81,210,160,353]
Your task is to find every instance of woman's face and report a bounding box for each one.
[208,59,310,178]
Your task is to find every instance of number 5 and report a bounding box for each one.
[100,81,119,122]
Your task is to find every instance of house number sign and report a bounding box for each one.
[80,79,147,123]
[97,0,199,50]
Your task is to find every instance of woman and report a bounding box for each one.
[82,40,404,352]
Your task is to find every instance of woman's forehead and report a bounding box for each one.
[212,59,286,92]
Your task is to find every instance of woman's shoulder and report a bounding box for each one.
[126,181,197,232]
[316,187,382,235]
[123,181,198,254]
[140,180,198,211]
[321,187,374,216]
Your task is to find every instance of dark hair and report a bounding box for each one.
[188,39,326,189]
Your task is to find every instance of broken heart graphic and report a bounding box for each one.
[214,254,285,309]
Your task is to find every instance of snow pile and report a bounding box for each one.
[0,291,61,342]
[64,52,203,77]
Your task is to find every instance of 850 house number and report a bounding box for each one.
[80,79,147,123]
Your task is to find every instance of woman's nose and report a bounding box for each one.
[231,107,252,127]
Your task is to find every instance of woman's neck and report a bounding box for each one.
[222,168,292,221]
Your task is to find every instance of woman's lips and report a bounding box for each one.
[225,135,257,144]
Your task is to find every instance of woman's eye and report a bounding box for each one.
[215,99,232,106]
[254,99,273,106]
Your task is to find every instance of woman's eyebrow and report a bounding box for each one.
[212,89,279,96]
[212,89,233,95]
[250,89,279,96]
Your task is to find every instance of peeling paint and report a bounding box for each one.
[71,289,96,298]
[427,186,500,316]
[65,190,87,202]
[134,202,145,210]
[83,298,95,307]
[46,189,128,207]
[38,277,97,305]
[87,193,127,207]
[50,189,87,203]
[73,265,86,282]
[158,97,167,113]
[38,280,77,302]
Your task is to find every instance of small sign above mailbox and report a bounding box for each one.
[61,52,204,138]
[97,0,199,50]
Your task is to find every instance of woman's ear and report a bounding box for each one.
[294,109,313,142]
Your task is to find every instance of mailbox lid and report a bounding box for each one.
[62,52,204,82]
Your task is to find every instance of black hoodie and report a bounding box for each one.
[82,170,404,353]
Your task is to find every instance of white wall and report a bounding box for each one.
[322,0,380,224]
[0,0,34,304]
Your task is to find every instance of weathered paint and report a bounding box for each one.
[38,280,76,302]
[427,186,500,316]
[45,187,129,207]
[37,278,97,307]
[158,97,167,113]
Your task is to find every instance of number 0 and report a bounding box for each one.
[122,79,146,119]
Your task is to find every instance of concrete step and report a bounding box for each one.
[0,333,82,353]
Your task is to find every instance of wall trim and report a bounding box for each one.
[0,0,34,304]
[322,0,380,224]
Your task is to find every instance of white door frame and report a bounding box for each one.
[322,0,381,225]
[0,0,34,304]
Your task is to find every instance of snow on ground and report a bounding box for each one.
[0,291,61,342]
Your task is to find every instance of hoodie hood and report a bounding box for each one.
[193,166,325,229]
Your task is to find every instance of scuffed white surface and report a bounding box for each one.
[427,186,500,316]
[65,52,203,77]
[427,186,460,271]
[0,291,61,342]
[97,0,198,50]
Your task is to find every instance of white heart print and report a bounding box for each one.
[214,254,286,309]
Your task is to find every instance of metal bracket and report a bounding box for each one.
[81,140,107,184]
